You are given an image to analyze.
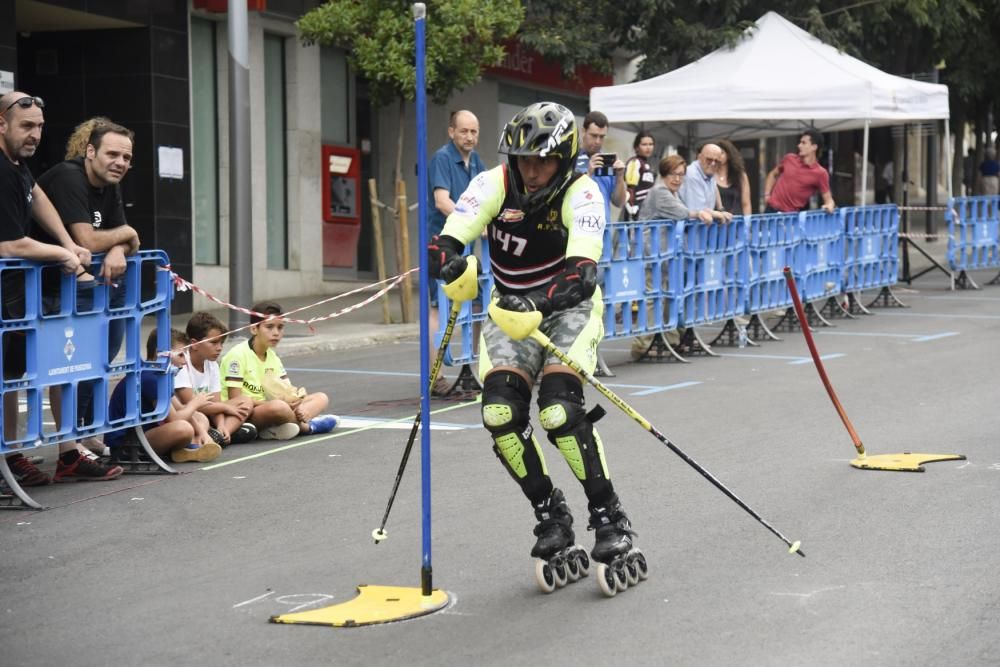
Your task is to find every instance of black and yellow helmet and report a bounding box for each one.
[498,102,578,216]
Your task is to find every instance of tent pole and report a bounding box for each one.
[943,119,954,200]
[860,119,870,207]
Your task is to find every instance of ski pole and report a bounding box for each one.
[372,256,479,544]
[782,267,865,457]
[487,302,805,558]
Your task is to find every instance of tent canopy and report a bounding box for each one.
[590,12,950,145]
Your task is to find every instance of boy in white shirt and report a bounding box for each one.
[174,312,257,445]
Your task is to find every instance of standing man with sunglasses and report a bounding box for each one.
[32,117,138,480]
[0,91,93,487]
[679,143,732,222]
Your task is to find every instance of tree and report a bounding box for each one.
[297,0,522,181]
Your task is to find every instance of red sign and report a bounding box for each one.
[486,41,613,96]
[192,0,266,12]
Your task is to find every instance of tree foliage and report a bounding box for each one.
[297,0,523,108]
[520,0,996,142]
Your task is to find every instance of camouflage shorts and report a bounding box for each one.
[478,290,605,381]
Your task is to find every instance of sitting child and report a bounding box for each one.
[175,312,257,445]
[105,328,222,463]
[221,302,338,440]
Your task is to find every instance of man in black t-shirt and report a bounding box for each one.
[35,119,139,285]
[0,91,92,486]
[33,118,139,476]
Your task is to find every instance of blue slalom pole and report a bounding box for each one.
[413,2,433,598]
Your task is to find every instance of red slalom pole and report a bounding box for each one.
[782,267,865,456]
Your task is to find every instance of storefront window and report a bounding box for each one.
[264,33,288,270]
[191,17,219,265]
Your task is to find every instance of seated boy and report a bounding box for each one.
[174,312,257,445]
[221,302,338,440]
[105,328,221,463]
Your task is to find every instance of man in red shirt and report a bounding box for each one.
[764,129,835,213]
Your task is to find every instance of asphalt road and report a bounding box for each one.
[2,274,999,666]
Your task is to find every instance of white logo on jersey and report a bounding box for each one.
[92,211,103,228]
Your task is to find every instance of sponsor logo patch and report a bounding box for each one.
[498,208,525,223]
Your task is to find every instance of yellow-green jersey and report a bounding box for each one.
[442,164,605,295]
[220,339,287,401]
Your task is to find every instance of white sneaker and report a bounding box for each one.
[259,423,300,440]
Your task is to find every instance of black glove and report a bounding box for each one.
[544,257,598,311]
[496,291,552,318]
[427,234,467,283]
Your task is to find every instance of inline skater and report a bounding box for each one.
[428,102,644,594]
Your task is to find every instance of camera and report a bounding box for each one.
[593,153,616,177]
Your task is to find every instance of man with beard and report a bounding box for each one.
[0,91,90,487]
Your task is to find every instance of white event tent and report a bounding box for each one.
[590,11,952,202]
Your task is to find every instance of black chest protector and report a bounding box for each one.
[488,166,582,295]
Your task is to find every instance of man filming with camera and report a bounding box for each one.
[574,110,625,222]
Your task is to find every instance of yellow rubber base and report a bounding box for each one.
[850,452,966,472]
[269,585,449,628]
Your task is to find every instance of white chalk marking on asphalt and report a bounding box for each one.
[878,311,1000,320]
[787,354,846,365]
[275,593,336,613]
[16,522,30,526]
[815,330,960,342]
[925,295,1000,301]
[200,396,482,471]
[233,591,275,608]
[718,353,845,365]
[629,381,702,396]
[769,585,846,599]
[911,332,960,342]
[337,415,475,430]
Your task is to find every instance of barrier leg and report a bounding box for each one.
[819,295,855,320]
[594,349,616,378]
[846,292,873,315]
[746,313,781,342]
[708,318,760,348]
[677,327,719,357]
[953,270,980,290]
[804,302,835,328]
[989,270,1000,286]
[0,455,45,510]
[445,363,482,396]
[865,286,909,308]
[633,332,689,363]
[770,307,802,333]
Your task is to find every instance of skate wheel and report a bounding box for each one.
[613,562,629,591]
[565,556,581,582]
[553,561,569,587]
[576,549,591,577]
[624,558,639,586]
[633,551,649,580]
[534,559,556,594]
[596,563,617,597]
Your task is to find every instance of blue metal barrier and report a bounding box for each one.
[435,240,492,365]
[599,220,682,339]
[842,205,899,292]
[679,217,747,326]
[746,212,801,314]
[796,210,844,302]
[0,251,173,454]
[947,196,1000,273]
